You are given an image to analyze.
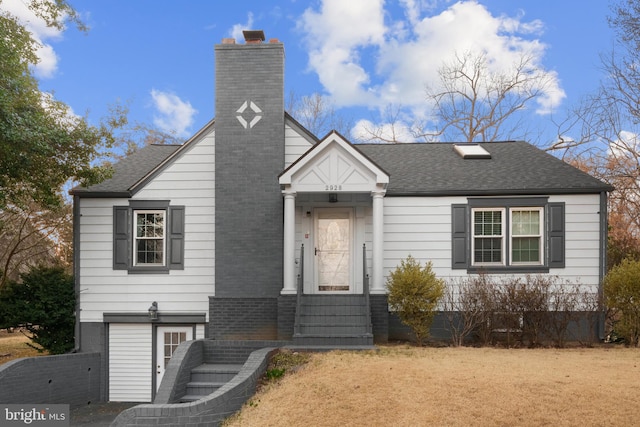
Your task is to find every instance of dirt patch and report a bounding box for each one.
[225,345,640,426]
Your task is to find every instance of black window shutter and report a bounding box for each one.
[548,202,565,268]
[113,206,130,269]
[168,206,185,270]
[451,204,468,269]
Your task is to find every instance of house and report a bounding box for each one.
[70,31,612,403]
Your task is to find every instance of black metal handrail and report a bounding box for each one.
[294,244,304,336]
[363,244,372,334]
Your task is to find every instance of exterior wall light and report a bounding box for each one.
[329,193,338,203]
[148,301,158,321]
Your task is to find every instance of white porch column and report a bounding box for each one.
[371,190,385,294]
[282,189,297,295]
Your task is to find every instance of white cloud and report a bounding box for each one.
[298,0,386,106]
[150,90,197,138]
[352,118,418,143]
[229,12,254,42]
[0,0,65,78]
[298,0,565,133]
[609,130,640,159]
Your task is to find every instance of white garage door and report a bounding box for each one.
[109,324,152,402]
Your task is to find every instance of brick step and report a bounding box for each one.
[189,363,243,382]
[298,305,369,316]
[185,381,226,396]
[297,314,370,324]
[298,324,370,335]
[180,394,207,403]
[178,363,244,403]
[300,295,367,304]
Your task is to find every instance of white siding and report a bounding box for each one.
[285,124,313,168]
[379,194,603,291]
[195,323,205,339]
[109,324,152,402]
[78,130,215,322]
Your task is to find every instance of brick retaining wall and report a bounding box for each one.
[0,352,101,408]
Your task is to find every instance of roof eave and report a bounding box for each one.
[70,190,132,198]
[385,187,613,197]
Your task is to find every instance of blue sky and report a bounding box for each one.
[2,0,616,145]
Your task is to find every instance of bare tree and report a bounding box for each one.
[0,201,71,289]
[422,51,554,142]
[360,51,554,143]
[355,104,416,144]
[112,121,182,159]
[286,92,354,139]
[549,1,640,267]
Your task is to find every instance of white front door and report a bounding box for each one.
[315,208,353,293]
[155,326,192,390]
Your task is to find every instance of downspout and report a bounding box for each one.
[599,190,609,340]
[73,194,81,352]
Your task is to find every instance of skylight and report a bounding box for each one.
[453,144,491,159]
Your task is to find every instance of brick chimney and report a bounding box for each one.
[213,32,285,303]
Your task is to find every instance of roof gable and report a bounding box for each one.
[279,131,389,192]
[71,119,215,197]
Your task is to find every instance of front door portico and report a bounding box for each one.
[279,132,389,296]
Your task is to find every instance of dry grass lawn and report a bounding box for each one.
[225,345,639,427]
[0,329,45,364]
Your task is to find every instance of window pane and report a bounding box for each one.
[512,210,539,236]
[512,237,540,262]
[473,209,503,264]
[134,211,165,265]
[474,210,502,236]
[136,239,164,264]
[474,237,502,263]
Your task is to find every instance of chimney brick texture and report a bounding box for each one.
[214,41,285,298]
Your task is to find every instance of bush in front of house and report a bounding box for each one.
[386,255,444,346]
[603,258,640,347]
[0,266,75,354]
[442,274,499,347]
[444,274,599,348]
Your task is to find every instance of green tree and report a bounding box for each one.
[0,266,75,354]
[386,256,445,346]
[603,258,640,346]
[0,1,127,289]
[0,0,126,211]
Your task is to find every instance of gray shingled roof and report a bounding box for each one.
[72,139,611,197]
[71,144,181,196]
[357,141,612,195]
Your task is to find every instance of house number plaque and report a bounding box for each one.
[325,185,342,191]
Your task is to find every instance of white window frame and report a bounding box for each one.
[133,210,166,266]
[509,207,544,266]
[471,207,506,266]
